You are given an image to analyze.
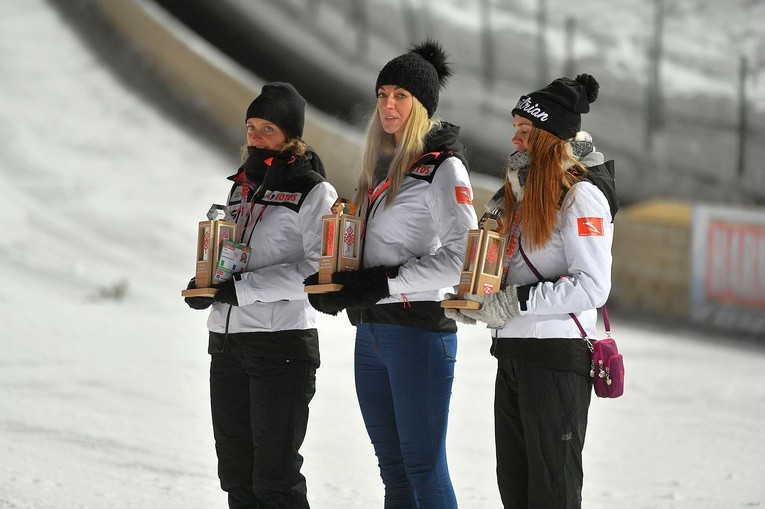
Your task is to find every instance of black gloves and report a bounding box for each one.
[332,265,398,307]
[304,273,343,316]
[304,266,399,316]
[185,276,239,309]
[184,278,214,310]
[213,276,239,306]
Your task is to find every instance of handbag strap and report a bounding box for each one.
[517,238,609,342]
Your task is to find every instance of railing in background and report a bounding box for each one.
[267,0,765,205]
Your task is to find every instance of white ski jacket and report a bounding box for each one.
[207,152,337,335]
[494,162,614,340]
[362,152,478,304]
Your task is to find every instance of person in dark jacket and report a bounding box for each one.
[447,74,617,509]
[185,82,337,509]
[307,41,477,508]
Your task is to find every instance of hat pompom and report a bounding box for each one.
[376,39,451,116]
[575,73,599,103]
[410,39,452,88]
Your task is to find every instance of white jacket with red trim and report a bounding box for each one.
[360,152,478,305]
[206,150,338,334]
[494,172,614,340]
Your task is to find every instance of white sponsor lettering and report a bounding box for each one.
[262,190,302,205]
[515,97,549,121]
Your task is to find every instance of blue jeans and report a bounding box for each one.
[354,323,458,509]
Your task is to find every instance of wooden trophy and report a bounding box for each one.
[441,214,507,310]
[181,204,236,298]
[305,198,363,294]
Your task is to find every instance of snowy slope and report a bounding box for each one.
[1,2,764,508]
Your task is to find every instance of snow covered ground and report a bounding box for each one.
[1,2,764,508]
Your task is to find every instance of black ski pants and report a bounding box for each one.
[494,356,592,509]
[210,350,316,509]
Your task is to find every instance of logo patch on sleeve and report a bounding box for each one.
[455,186,473,205]
[577,217,604,236]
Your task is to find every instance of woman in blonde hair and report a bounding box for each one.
[449,74,618,508]
[307,40,477,507]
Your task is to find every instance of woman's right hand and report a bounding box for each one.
[184,277,214,310]
[442,293,476,325]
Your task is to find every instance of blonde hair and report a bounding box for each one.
[239,138,308,163]
[354,97,439,208]
[503,128,585,250]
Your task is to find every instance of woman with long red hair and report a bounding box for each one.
[449,74,618,509]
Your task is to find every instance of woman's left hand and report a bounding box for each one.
[213,277,239,306]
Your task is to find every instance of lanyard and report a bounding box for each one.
[250,204,268,243]
[235,185,268,245]
[501,205,524,285]
[355,179,391,264]
[364,179,391,231]
[367,179,391,209]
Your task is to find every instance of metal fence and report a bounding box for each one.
[156,0,765,205]
[267,0,765,204]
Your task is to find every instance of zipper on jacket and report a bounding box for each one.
[220,306,233,353]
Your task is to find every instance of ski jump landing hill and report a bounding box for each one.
[89,0,765,333]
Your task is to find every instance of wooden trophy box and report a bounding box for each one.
[181,205,236,298]
[441,215,507,310]
[305,198,363,294]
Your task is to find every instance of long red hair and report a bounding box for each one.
[502,128,584,250]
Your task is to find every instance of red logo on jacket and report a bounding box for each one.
[455,186,472,205]
[577,217,604,236]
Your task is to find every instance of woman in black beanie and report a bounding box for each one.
[185,81,337,508]
[307,40,477,508]
[447,74,618,509]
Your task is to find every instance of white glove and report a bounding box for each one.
[442,293,477,325]
[461,286,520,328]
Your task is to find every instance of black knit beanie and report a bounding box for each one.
[375,40,452,117]
[245,82,306,139]
[511,74,599,140]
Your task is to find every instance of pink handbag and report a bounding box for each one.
[519,240,625,398]
[581,308,624,398]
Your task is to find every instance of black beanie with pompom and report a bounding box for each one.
[512,73,599,140]
[375,39,452,117]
